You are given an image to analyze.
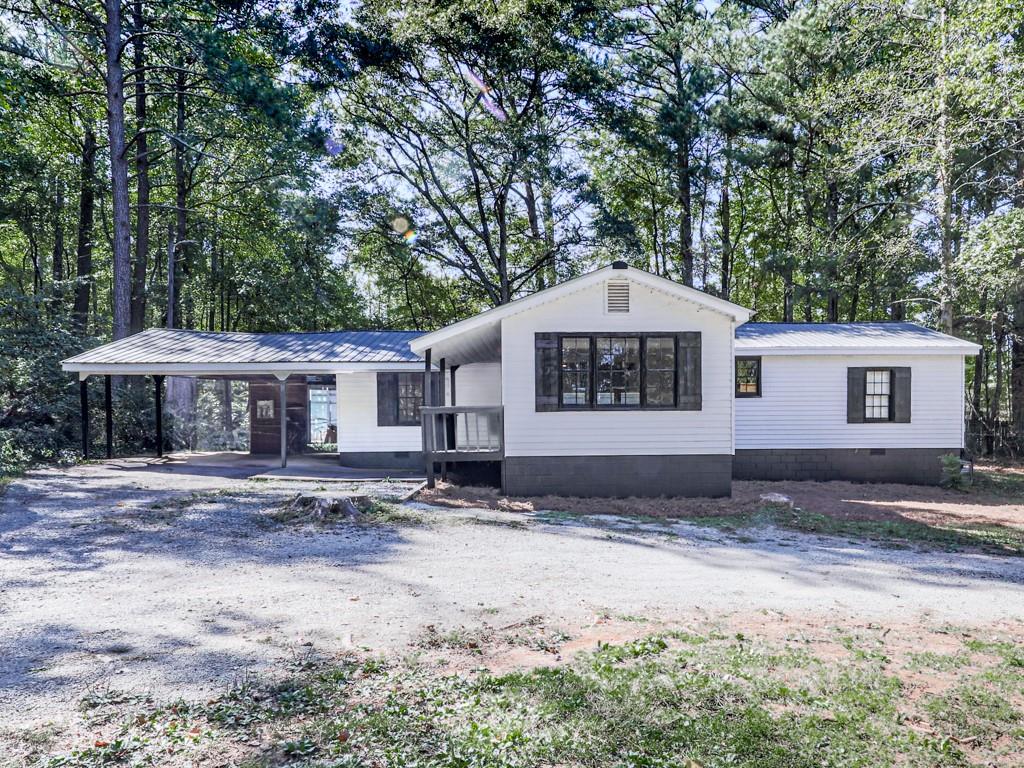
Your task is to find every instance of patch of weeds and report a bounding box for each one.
[925,682,1024,744]
[594,634,669,663]
[362,501,428,526]
[906,651,972,672]
[964,637,1024,668]
[417,624,493,653]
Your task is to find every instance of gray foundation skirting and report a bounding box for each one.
[338,450,423,470]
[502,454,732,498]
[732,448,958,485]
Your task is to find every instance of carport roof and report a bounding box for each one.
[61,328,427,376]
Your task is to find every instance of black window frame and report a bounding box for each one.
[863,368,894,423]
[555,333,678,411]
[735,356,762,398]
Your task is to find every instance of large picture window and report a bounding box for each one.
[556,334,676,409]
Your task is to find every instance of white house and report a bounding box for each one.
[62,262,980,497]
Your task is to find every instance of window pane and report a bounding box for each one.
[646,370,675,406]
[561,337,591,405]
[645,337,675,406]
[596,336,640,406]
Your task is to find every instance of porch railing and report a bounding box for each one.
[420,405,504,463]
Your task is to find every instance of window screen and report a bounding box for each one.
[865,369,891,421]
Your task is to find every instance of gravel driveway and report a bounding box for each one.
[2,461,1023,729]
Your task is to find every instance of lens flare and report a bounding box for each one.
[402,229,417,244]
[462,68,507,121]
[390,216,410,234]
[324,137,345,156]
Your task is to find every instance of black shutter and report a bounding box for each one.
[677,332,701,410]
[892,367,912,423]
[376,372,398,426]
[535,333,559,411]
[847,367,866,423]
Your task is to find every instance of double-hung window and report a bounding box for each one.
[557,334,676,409]
[396,373,424,426]
[864,369,892,421]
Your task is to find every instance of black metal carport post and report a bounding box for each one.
[154,375,164,458]
[277,373,289,468]
[104,375,113,459]
[423,348,434,489]
[79,376,89,459]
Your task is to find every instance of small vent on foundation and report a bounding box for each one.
[606,281,630,313]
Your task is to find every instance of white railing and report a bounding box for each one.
[420,405,504,461]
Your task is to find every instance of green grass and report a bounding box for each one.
[673,505,1024,556]
[31,629,1024,768]
[971,465,1024,499]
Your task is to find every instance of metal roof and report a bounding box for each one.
[735,322,980,354]
[62,328,425,374]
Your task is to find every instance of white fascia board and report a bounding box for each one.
[61,361,428,376]
[735,345,981,356]
[411,266,753,355]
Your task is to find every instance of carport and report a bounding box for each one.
[61,328,427,468]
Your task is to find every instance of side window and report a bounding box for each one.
[377,372,428,426]
[735,357,761,397]
[396,373,424,426]
[864,369,891,421]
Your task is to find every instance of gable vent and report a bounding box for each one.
[606,281,630,313]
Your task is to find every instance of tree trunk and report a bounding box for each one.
[1010,133,1024,449]
[52,177,64,284]
[719,134,732,301]
[936,2,955,335]
[165,219,176,328]
[524,178,545,291]
[173,62,189,326]
[104,0,132,340]
[677,139,693,287]
[73,127,97,333]
[130,0,150,334]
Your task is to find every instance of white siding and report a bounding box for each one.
[501,278,736,457]
[451,362,501,406]
[735,354,966,449]
[335,371,421,453]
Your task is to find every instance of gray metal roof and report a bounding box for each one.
[735,322,979,353]
[63,328,425,367]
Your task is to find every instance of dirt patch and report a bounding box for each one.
[419,470,1024,530]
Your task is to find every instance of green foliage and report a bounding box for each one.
[940,453,971,489]
[0,292,85,473]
